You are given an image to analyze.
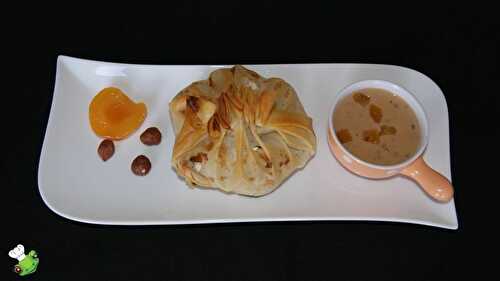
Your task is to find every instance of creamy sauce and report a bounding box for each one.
[333,88,421,165]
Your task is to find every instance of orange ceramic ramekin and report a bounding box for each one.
[327,80,453,202]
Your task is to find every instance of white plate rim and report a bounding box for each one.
[38,55,457,229]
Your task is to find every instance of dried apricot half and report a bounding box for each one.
[89,87,147,140]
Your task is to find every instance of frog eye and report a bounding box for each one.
[13,265,21,273]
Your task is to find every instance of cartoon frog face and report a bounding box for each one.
[9,245,39,276]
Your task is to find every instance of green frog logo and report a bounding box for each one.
[8,244,39,276]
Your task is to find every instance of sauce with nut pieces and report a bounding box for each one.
[333,88,421,165]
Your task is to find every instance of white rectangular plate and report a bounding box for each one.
[38,56,458,229]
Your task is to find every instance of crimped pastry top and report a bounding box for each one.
[169,65,316,196]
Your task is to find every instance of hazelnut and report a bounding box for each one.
[131,155,151,176]
[98,139,114,161]
[140,127,162,145]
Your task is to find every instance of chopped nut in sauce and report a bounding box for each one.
[369,104,383,123]
[379,125,397,136]
[353,92,371,106]
[362,129,380,144]
[333,88,421,165]
[336,129,352,144]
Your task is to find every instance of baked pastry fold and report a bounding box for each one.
[169,65,316,196]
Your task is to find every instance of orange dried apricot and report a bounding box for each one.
[89,87,147,140]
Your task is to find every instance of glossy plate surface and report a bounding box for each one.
[38,56,457,229]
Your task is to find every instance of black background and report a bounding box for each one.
[3,2,497,280]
